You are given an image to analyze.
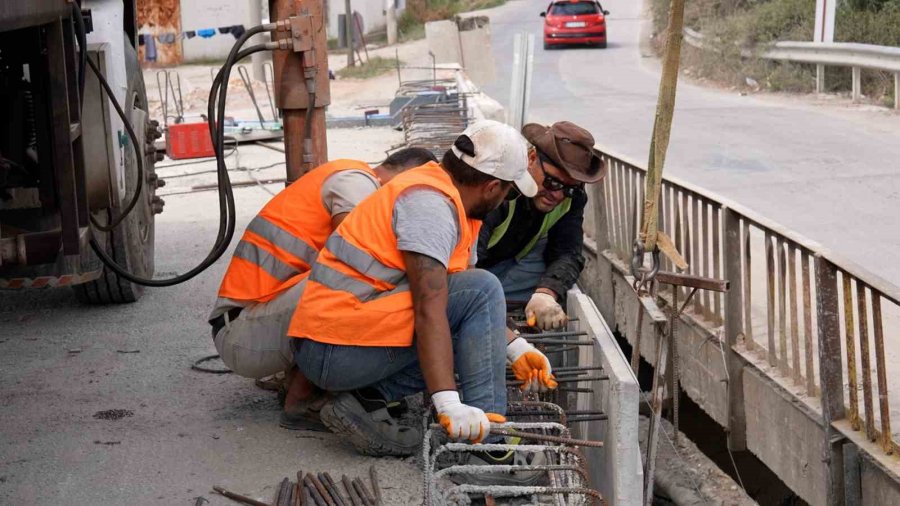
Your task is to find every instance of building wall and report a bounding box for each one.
[324,0,406,41]
[180,0,252,62]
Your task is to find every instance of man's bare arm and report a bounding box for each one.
[403,250,456,394]
[330,212,350,230]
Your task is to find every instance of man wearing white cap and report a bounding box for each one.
[288,121,556,474]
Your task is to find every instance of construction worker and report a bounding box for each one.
[208,148,438,430]
[288,120,558,472]
[477,121,607,330]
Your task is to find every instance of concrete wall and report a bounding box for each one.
[568,288,642,506]
[180,0,252,62]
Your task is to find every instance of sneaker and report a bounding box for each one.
[319,389,423,457]
[444,437,547,486]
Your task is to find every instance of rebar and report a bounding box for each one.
[368,466,382,506]
[212,486,270,506]
[319,473,346,506]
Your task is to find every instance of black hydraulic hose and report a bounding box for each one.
[88,28,271,287]
[85,55,146,232]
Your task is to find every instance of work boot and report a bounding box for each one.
[319,388,422,457]
[441,437,547,486]
[279,368,329,432]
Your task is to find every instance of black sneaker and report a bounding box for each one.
[319,389,422,457]
[443,437,547,486]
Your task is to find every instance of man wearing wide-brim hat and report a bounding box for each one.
[477,121,607,331]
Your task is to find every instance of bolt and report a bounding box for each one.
[151,196,165,215]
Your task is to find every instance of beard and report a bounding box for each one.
[468,198,502,220]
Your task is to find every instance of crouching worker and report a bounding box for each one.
[478,121,607,330]
[288,121,558,481]
[209,148,437,430]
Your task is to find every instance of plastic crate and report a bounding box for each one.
[165,122,215,160]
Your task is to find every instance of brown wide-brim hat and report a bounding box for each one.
[522,121,607,183]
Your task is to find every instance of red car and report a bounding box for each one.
[541,1,610,49]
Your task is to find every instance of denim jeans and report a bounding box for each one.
[485,237,547,304]
[293,269,508,415]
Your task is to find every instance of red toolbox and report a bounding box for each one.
[165,122,215,160]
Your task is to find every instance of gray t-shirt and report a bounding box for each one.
[320,169,379,216]
[392,187,477,267]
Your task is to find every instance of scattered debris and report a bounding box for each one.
[93,409,134,421]
[93,440,121,446]
[68,348,82,354]
[116,349,140,354]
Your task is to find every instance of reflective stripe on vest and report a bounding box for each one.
[309,261,410,302]
[217,159,375,302]
[487,197,572,260]
[246,215,319,268]
[323,233,406,285]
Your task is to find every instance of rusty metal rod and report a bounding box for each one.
[278,478,292,506]
[430,424,603,447]
[307,473,337,506]
[368,466,382,506]
[342,475,363,506]
[552,365,604,372]
[655,270,729,292]
[520,330,588,339]
[319,473,346,506]
[556,386,595,393]
[529,339,594,346]
[353,477,376,506]
[566,415,609,423]
[212,486,270,506]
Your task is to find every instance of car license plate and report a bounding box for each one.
[565,21,586,28]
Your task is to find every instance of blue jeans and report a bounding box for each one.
[485,237,547,304]
[293,269,508,416]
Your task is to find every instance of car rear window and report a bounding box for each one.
[550,1,600,15]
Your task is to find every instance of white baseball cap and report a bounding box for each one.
[450,120,538,197]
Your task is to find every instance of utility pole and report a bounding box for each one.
[248,0,265,81]
[345,0,355,67]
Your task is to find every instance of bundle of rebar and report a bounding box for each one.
[213,466,382,506]
[422,316,606,505]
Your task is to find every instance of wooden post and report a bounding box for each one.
[270,0,330,183]
[815,254,846,505]
[723,208,747,451]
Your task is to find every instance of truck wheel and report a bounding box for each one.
[74,37,157,304]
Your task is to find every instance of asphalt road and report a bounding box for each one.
[481,0,900,283]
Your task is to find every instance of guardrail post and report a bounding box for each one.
[723,207,747,451]
[817,65,826,94]
[894,72,899,109]
[852,67,862,103]
[815,254,847,505]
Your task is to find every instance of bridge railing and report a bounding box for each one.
[592,144,900,458]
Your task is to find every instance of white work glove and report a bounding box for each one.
[507,337,558,393]
[525,292,567,330]
[432,390,506,443]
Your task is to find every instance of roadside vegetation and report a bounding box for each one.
[335,56,403,79]
[398,0,507,41]
[651,0,900,105]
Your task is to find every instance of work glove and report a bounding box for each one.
[507,337,558,393]
[526,292,567,330]
[432,390,506,443]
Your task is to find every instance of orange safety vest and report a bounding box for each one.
[217,159,376,303]
[288,162,481,347]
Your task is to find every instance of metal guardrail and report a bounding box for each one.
[682,27,900,108]
[591,144,900,463]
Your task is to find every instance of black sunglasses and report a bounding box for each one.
[537,152,583,198]
[504,182,521,201]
